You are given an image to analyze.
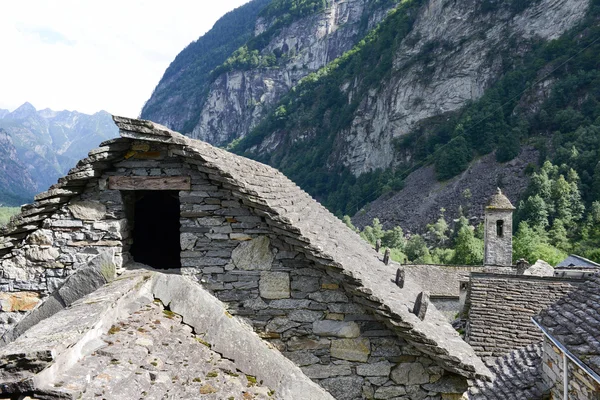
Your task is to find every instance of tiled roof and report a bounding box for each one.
[467,343,544,400]
[535,274,600,376]
[556,254,600,268]
[466,273,582,362]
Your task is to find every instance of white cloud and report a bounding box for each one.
[0,0,251,117]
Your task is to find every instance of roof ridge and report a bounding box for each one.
[111,116,491,380]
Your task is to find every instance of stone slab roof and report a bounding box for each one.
[485,188,515,210]
[0,270,334,399]
[556,254,600,269]
[467,343,544,400]
[53,300,276,399]
[535,274,600,376]
[0,116,491,380]
[466,273,582,362]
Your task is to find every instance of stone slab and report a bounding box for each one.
[151,273,334,400]
[259,271,290,299]
[0,271,154,393]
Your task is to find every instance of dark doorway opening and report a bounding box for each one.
[130,191,181,269]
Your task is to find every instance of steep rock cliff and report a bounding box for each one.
[141,0,271,132]
[334,0,589,175]
[191,0,393,146]
[244,0,589,175]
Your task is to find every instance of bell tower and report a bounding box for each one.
[484,188,515,266]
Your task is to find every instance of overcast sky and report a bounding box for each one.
[0,0,250,117]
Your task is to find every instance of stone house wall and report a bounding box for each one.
[0,140,469,399]
[541,336,600,399]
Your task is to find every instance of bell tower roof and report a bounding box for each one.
[486,188,515,211]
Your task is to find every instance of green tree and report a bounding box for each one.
[435,136,472,180]
[551,175,574,225]
[359,218,385,245]
[549,219,570,251]
[390,248,408,264]
[405,235,430,263]
[431,248,455,264]
[513,222,566,265]
[427,210,449,247]
[519,194,549,229]
[382,226,406,250]
[496,128,521,162]
[452,226,484,265]
[342,215,358,232]
[452,216,470,245]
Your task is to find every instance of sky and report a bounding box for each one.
[0,0,250,117]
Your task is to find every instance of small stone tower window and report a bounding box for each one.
[496,220,504,237]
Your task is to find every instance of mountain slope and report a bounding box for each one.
[143,0,599,235]
[0,128,36,206]
[0,103,118,203]
[142,0,399,145]
[232,0,591,217]
[353,147,538,232]
[140,0,272,132]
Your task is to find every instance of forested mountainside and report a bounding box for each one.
[141,0,398,144]
[141,0,271,132]
[144,0,600,262]
[234,0,591,213]
[0,103,117,205]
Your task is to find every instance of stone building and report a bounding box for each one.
[483,188,515,267]
[0,117,492,399]
[467,274,600,399]
[534,274,600,399]
[463,273,583,365]
[554,254,600,279]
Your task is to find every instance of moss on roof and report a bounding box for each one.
[485,188,515,210]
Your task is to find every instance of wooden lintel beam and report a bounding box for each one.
[108,176,191,191]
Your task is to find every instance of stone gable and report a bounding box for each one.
[0,116,492,399]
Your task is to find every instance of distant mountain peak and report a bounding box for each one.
[15,102,36,112]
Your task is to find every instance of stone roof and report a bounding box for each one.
[0,270,333,399]
[535,274,600,376]
[52,300,276,399]
[556,254,600,269]
[523,260,554,277]
[0,116,491,380]
[466,273,582,362]
[467,343,545,400]
[485,188,515,211]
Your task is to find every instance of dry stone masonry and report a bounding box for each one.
[0,116,491,399]
[465,273,582,364]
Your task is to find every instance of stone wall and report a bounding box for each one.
[541,336,600,399]
[430,296,460,322]
[0,140,470,399]
[0,141,189,337]
[465,273,581,364]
